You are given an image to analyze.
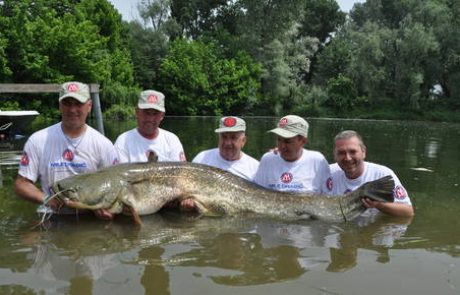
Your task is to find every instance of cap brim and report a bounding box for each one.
[215,127,246,133]
[138,103,165,112]
[59,94,90,103]
[268,128,298,138]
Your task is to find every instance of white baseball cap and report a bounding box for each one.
[138,90,165,112]
[269,115,309,138]
[215,116,246,133]
[58,82,90,103]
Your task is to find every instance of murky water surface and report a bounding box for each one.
[1,117,459,294]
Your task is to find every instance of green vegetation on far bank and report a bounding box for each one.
[1,0,459,123]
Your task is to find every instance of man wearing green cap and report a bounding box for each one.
[254,115,332,193]
[15,81,118,220]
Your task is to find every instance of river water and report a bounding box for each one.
[0,117,459,295]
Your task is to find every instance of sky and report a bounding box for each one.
[108,0,366,22]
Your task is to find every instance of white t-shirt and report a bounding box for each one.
[18,122,118,195]
[114,128,186,163]
[192,148,259,181]
[330,161,412,206]
[254,149,332,193]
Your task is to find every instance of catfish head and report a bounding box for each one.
[50,171,125,213]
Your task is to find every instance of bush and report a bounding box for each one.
[104,104,135,120]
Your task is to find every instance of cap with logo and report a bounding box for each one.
[268,115,309,138]
[215,116,246,133]
[138,90,165,112]
[58,82,90,103]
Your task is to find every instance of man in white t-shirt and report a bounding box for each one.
[192,116,259,181]
[330,130,414,217]
[114,89,186,163]
[14,81,119,219]
[254,115,332,193]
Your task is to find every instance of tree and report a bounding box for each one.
[125,21,169,89]
[313,0,450,112]
[299,0,346,44]
[167,0,344,115]
[126,0,182,89]
[157,39,261,115]
[0,0,135,112]
[0,18,11,79]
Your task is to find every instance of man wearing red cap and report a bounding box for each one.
[15,81,118,220]
[114,89,186,163]
[193,116,259,181]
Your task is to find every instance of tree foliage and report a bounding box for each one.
[0,0,135,113]
[314,0,459,115]
[157,39,261,116]
[2,0,460,120]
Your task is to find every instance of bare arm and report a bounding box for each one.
[14,175,64,211]
[362,198,414,217]
[14,175,45,204]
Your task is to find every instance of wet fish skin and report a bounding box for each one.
[51,162,395,223]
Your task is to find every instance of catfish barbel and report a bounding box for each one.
[50,162,395,225]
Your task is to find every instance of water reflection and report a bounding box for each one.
[326,214,413,272]
[425,138,440,159]
[16,218,137,294]
[1,117,460,294]
[168,231,306,286]
[5,212,415,292]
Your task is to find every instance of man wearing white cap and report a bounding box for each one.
[114,89,186,163]
[15,81,118,220]
[192,116,259,181]
[254,115,332,193]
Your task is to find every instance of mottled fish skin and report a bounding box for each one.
[51,162,395,223]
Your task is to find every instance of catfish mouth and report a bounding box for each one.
[50,183,70,201]
[49,183,83,207]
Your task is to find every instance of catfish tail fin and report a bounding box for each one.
[339,175,395,222]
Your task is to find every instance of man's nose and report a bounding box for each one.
[223,139,233,146]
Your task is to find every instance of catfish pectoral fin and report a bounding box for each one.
[340,175,396,222]
[360,175,395,203]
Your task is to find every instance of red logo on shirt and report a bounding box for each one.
[280,172,293,183]
[223,117,237,127]
[147,95,158,103]
[179,151,186,161]
[279,117,289,127]
[67,83,79,92]
[63,149,74,161]
[20,152,29,166]
[394,185,406,200]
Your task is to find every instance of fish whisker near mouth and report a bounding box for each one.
[32,187,78,230]
[44,188,74,205]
